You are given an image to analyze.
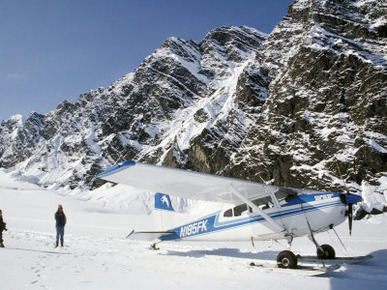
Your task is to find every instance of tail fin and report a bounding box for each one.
[154,193,175,231]
[155,193,175,212]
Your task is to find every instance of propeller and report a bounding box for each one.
[348,203,353,235]
[340,193,362,235]
[336,163,361,235]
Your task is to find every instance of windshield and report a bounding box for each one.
[275,188,298,206]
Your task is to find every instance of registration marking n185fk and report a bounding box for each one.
[180,219,208,238]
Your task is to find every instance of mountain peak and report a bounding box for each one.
[0,1,385,215]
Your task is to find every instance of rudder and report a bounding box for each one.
[154,193,175,231]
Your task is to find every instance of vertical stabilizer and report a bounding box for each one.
[155,193,175,212]
[154,193,175,230]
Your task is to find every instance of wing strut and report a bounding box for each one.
[229,184,285,233]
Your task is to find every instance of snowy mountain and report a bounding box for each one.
[0,0,386,215]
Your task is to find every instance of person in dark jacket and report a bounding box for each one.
[55,205,66,248]
[0,209,7,248]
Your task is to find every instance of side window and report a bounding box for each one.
[223,208,233,217]
[223,203,249,217]
[234,204,248,216]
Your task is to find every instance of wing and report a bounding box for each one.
[97,160,279,204]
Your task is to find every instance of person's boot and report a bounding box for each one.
[61,242,64,247]
[0,243,4,248]
[55,242,58,248]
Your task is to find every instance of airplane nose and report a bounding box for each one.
[340,193,362,205]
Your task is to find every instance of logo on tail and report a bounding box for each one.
[155,193,175,212]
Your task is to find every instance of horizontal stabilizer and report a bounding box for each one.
[126,230,179,241]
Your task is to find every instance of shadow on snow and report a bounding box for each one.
[164,247,277,260]
[5,247,71,255]
[164,247,387,283]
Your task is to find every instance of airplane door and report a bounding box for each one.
[250,194,285,239]
[273,188,302,235]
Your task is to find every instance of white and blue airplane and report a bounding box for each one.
[97,160,362,269]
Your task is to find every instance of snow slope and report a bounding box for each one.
[1,169,387,290]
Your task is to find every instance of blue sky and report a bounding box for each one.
[0,0,294,122]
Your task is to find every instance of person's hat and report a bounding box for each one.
[58,204,63,209]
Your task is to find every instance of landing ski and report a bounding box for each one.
[297,255,373,266]
[249,261,340,277]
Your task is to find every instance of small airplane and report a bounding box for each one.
[97,160,362,269]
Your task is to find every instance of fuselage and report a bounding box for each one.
[159,192,348,242]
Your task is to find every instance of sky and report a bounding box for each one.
[0,0,294,122]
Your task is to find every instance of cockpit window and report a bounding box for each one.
[251,196,274,209]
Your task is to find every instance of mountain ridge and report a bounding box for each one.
[0,0,386,215]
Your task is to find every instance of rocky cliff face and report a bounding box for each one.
[227,0,387,190]
[224,0,387,214]
[0,0,386,213]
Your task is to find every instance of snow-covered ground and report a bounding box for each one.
[1,169,387,290]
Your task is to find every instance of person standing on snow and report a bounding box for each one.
[55,205,66,248]
[0,209,7,248]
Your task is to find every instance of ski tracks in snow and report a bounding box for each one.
[2,229,135,289]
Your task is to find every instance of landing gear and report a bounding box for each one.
[276,234,298,269]
[276,228,337,269]
[306,221,336,260]
[277,250,298,269]
[317,244,336,259]
[310,234,336,260]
